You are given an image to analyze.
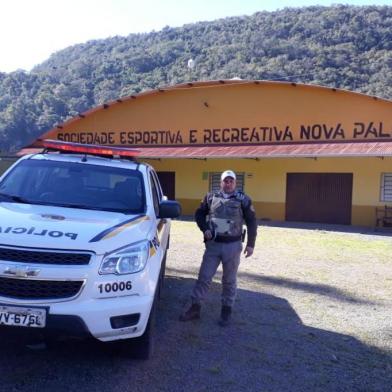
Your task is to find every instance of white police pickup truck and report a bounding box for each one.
[0,140,181,358]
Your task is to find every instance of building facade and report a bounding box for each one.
[27,80,392,227]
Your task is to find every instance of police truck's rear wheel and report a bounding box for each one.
[158,250,167,300]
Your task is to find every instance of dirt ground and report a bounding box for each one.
[0,220,391,392]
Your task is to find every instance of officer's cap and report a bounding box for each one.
[221,170,236,181]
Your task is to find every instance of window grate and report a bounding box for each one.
[381,173,392,202]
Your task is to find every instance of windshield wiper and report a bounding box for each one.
[54,203,104,211]
[55,203,136,214]
[0,192,31,204]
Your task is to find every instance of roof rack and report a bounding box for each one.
[42,139,140,160]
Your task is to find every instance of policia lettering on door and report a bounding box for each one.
[0,226,78,240]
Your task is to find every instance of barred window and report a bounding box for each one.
[209,172,245,193]
[381,173,392,202]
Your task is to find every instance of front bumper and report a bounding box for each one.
[0,294,154,342]
[50,293,154,341]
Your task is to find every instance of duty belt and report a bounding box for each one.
[213,235,242,243]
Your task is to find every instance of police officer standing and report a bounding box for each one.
[180,170,257,326]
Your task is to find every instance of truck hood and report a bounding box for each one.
[0,203,154,255]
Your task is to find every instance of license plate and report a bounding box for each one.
[0,305,46,328]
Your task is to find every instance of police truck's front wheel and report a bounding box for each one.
[131,297,156,360]
[117,263,163,359]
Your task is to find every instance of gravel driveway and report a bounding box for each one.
[1,220,391,392]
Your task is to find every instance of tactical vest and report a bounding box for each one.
[208,193,244,241]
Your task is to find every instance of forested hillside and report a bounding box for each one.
[0,5,391,152]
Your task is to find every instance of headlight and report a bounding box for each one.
[99,240,150,275]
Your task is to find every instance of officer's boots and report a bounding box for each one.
[179,303,201,322]
[218,305,232,327]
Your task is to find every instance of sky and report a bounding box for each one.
[0,0,391,73]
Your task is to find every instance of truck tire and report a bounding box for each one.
[131,259,166,360]
[158,250,167,300]
[131,286,157,360]
[131,317,154,359]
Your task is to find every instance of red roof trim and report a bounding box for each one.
[132,142,392,158]
[21,142,392,158]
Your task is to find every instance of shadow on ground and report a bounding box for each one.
[0,276,391,392]
[169,266,377,306]
[238,271,378,305]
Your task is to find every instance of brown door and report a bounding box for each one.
[285,173,353,225]
[156,171,175,200]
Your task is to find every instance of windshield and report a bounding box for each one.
[0,158,145,214]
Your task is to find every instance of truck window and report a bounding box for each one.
[149,172,160,216]
[0,159,146,214]
[151,170,163,200]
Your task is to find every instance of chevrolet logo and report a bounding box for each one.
[3,266,41,278]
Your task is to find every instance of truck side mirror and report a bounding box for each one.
[158,200,181,219]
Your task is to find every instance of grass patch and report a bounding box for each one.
[257,227,392,264]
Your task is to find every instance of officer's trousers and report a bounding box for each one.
[191,240,242,307]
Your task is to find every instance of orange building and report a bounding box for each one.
[28,80,392,227]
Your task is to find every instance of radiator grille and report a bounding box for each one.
[0,277,84,299]
[0,247,91,265]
